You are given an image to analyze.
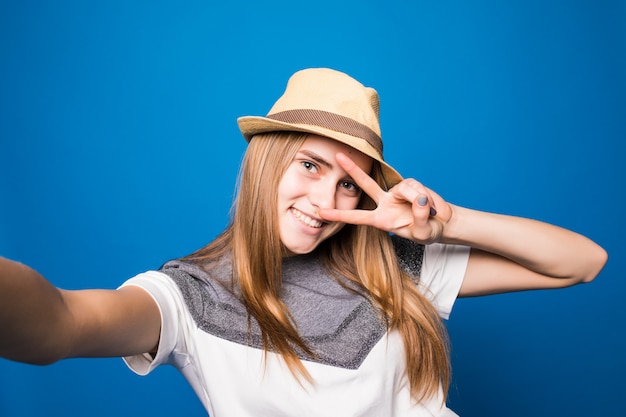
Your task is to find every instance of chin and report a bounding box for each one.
[282,243,319,256]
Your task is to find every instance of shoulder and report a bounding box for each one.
[161,255,232,286]
[159,256,237,302]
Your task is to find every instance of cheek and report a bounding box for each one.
[277,167,302,201]
[335,195,361,211]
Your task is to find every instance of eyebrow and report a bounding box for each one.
[298,150,333,169]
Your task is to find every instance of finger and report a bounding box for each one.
[390,181,434,218]
[318,207,376,226]
[415,194,438,218]
[406,181,438,217]
[389,179,436,216]
[424,186,455,221]
[335,152,384,203]
[389,179,422,202]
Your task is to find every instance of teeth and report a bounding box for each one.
[291,208,323,228]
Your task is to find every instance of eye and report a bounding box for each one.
[340,180,360,193]
[301,160,318,173]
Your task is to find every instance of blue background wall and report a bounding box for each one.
[1,1,624,416]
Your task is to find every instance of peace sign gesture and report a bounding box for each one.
[318,152,453,244]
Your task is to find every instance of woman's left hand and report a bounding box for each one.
[318,152,453,244]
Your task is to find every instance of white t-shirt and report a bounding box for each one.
[121,241,470,417]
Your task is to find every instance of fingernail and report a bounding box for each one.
[418,196,428,206]
[430,207,437,217]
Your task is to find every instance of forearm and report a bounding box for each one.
[0,257,73,364]
[441,205,607,283]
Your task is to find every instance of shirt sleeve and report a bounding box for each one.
[118,270,194,376]
[419,243,470,319]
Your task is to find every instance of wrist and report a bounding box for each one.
[439,204,467,245]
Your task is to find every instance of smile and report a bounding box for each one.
[290,208,324,228]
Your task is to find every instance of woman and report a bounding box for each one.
[0,68,607,416]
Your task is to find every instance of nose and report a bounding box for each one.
[309,179,336,210]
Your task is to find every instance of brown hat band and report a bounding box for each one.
[266,109,383,154]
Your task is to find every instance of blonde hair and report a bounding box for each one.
[184,132,450,403]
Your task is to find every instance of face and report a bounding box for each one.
[277,135,373,255]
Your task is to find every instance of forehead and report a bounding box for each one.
[298,134,373,173]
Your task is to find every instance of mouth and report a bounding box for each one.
[290,208,325,228]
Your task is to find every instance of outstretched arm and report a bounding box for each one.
[319,153,607,296]
[0,257,160,364]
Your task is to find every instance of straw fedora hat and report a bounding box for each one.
[237,68,403,188]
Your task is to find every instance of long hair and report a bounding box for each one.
[183,132,450,402]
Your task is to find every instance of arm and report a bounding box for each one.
[319,153,607,295]
[0,257,161,364]
[441,205,607,296]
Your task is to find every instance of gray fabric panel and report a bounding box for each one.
[160,236,424,369]
[391,234,425,285]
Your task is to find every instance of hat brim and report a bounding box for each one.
[238,115,403,188]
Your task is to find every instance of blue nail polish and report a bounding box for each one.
[418,196,428,206]
[430,207,437,217]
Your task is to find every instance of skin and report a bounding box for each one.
[277,135,373,255]
[0,259,160,363]
[0,133,607,364]
[319,152,608,296]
